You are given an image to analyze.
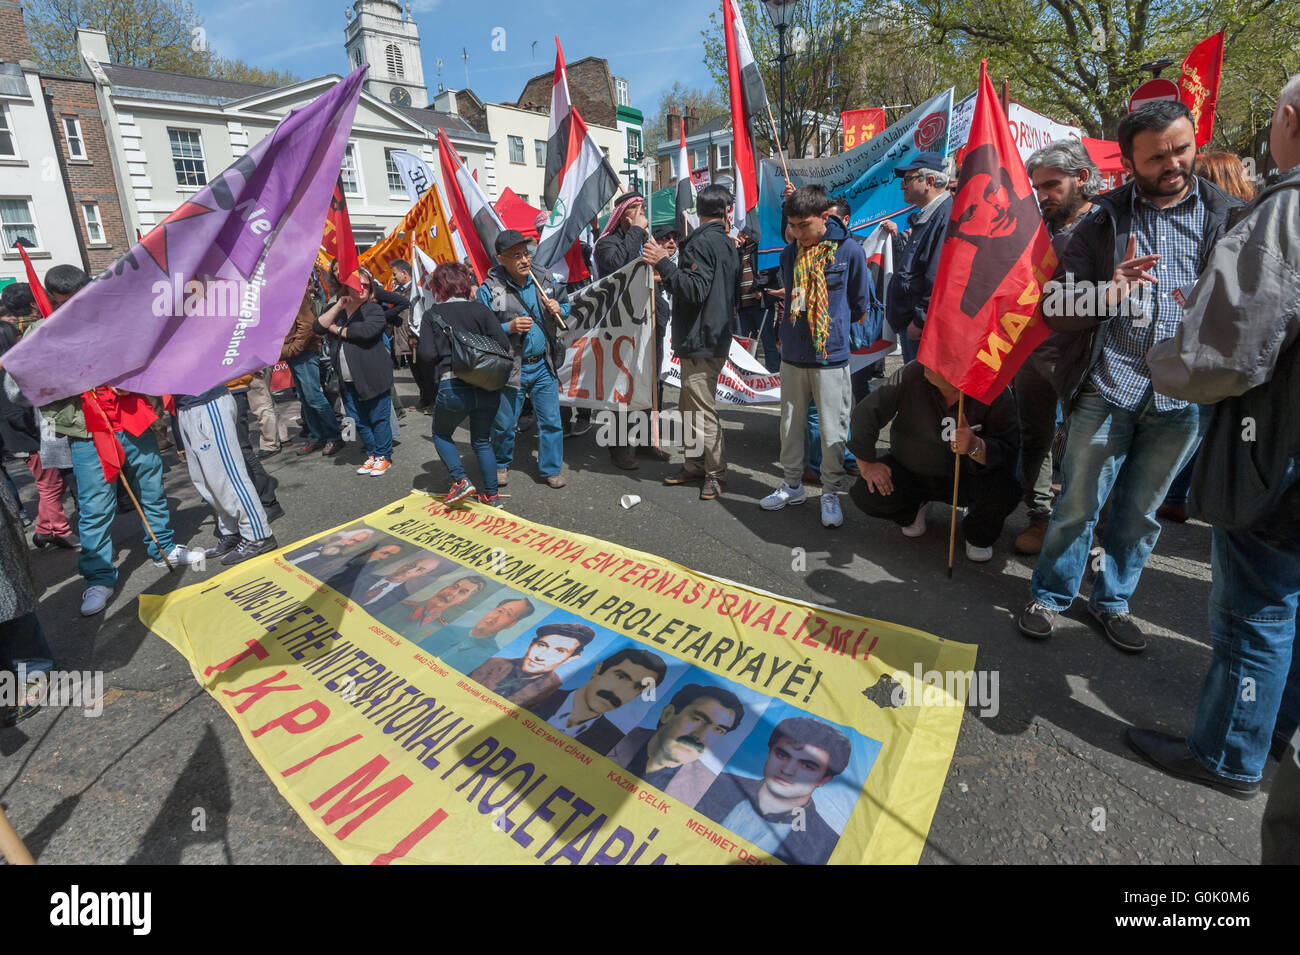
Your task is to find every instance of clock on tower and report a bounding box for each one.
[389,86,411,107]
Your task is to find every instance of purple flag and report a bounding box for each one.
[3,68,366,406]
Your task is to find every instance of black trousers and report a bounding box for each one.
[848,453,1022,547]
[230,389,277,506]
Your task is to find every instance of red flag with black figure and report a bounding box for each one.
[917,61,1058,403]
[322,176,362,292]
[1179,31,1224,148]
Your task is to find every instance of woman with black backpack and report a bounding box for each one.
[416,262,512,507]
[314,267,399,478]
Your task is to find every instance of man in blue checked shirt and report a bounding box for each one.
[1017,101,1243,653]
[478,230,572,489]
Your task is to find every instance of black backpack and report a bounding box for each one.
[426,310,513,391]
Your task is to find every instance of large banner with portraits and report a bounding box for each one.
[140,494,976,864]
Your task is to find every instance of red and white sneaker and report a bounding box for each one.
[356,456,377,475]
[368,457,392,477]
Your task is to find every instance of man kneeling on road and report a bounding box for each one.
[846,362,1021,562]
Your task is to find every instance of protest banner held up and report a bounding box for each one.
[141,494,977,864]
[756,88,954,267]
[556,261,656,411]
[3,68,367,407]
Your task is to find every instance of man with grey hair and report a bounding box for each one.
[1013,139,1103,555]
[884,150,952,363]
[1126,76,1300,806]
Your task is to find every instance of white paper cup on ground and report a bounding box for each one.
[620,494,641,510]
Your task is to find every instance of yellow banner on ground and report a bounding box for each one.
[140,495,976,865]
[359,186,456,288]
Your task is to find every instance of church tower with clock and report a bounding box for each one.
[344,0,429,108]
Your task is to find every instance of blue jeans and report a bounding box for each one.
[1163,403,1211,505]
[493,361,563,477]
[806,400,856,475]
[1188,524,1300,781]
[71,430,176,586]
[432,379,498,493]
[341,385,393,460]
[900,333,920,364]
[290,351,340,443]
[1030,390,1200,613]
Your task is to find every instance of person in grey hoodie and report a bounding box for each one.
[1127,76,1300,809]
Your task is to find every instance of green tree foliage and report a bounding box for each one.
[27,0,299,87]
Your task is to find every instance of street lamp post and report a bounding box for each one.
[764,0,799,151]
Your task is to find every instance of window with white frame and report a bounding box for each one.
[534,139,545,166]
[0,104,15,158]
[692,147,708,170]
[62,116,86,160]
[81,201,105,243]
[508,136,524,164]
[340,142,362,195]
[168,127,206,186]
[0,198,41,253]
[613,76,629,108]
[717,142,732,169]
[384,148,405,196]
[386,44,404,78]
[626,128,641,158]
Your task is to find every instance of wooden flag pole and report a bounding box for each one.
[765,104,792,185]
[528,272,568,332]
[648,267,661,450]
[947,393,964,578]
[119,472,173,571]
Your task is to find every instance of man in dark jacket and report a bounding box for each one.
[642,185,740,500]
[884,150,952,364]
[847,362,1021,561]
[760,185,873,529]
[1126,80,1300,801]
[1018,101,1244,653]
[478,230,571,489]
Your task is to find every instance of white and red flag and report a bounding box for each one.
[437,127,506,283]
[723,0,770,231]
[676,120,699,236]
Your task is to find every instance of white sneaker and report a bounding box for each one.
[820,493,844,528]
[760,483,806,510]
[153,544,205,569]
[901,503,928,538]
[966,541,994,563]
[357,455,377,475]
[80,584,113,616]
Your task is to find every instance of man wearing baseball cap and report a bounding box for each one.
[477,229,572,489]
[883,149,953,363]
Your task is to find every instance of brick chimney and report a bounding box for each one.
[666,105,681,140]
[683,106,699,137]
[0,1,35,63]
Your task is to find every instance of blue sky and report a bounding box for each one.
[198,0,720,118]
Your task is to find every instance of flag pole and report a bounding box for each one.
[648,266,661,451]
[765,103,792,185]
[947,393,964,578]
[528,272,568,332]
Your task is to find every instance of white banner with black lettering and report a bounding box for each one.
[556,260,655,411]
[659,330,781,405]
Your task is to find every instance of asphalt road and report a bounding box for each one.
[0,365,1273,864]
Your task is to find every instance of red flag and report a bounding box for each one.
[842,108,887,150]
[1179,31,1224,148]
[917,61,1058,403]
[16,241,52,317]
[438,127,505,283]
[322,176,362,292]
[723,0,769,230]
